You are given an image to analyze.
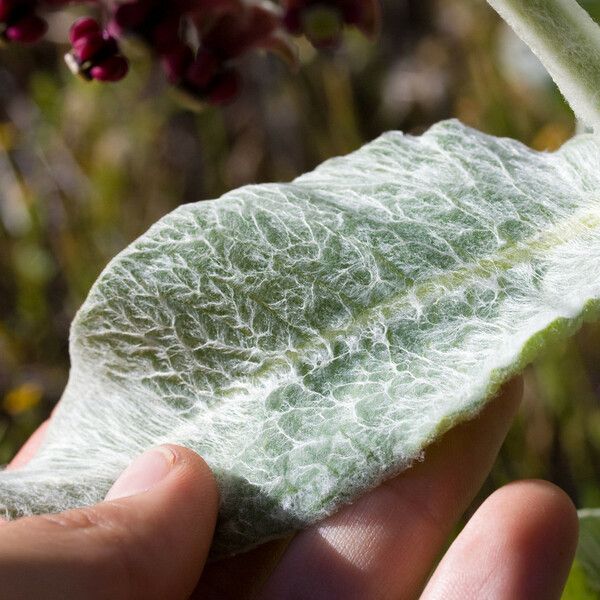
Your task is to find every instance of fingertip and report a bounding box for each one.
[166,445,219,487]
[119,444,220,562]
[484,479,578,600]
[161,444,220,509]
[423,479,578,600]
[493,479,579,575]
[130,445,220,598]
[106,444,220,522]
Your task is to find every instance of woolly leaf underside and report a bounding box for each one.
[2,120,600,557]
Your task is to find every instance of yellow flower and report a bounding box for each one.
[3,383,43,415]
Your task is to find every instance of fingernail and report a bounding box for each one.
[106,446,176,501]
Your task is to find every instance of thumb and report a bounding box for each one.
[0,445,219,600]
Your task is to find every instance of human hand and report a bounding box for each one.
[0,378,578,599]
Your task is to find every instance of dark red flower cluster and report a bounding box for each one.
[1,0,380,105]
[1,0,54,43]
[66,17,129,82]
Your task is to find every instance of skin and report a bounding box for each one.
[0,377,579,599]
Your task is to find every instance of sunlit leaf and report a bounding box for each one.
[563,557,598,600]
[2,120,600,556]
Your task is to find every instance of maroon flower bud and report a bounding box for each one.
[161,42,194,83]
[0,0,15,23]
[207,69,240,105]
[282,9,302,35]
[89,55,129,81]
[1,0,48,44]
[66,18,128,83]
[72,31,106,63]
[110,0,184,56]
[182,0,298,106]
[149,12,181,54]
[69,17,101,44]
[110,0,153,36]
[5,14,47,43]
[185,49,219,89]
[200,5,280,60]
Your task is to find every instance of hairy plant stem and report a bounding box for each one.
[487,0,600,131]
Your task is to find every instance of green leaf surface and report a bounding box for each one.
[579,510,600,591]
[2,121,600,556]
[564,510,600,599]
[563,558,598,600]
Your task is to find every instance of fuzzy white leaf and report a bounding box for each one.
[2,121,600,556]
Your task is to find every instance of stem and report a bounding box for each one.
[487,0,600,131]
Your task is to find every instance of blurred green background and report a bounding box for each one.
[1,0,600,528]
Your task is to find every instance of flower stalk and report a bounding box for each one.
[487,0,600,132]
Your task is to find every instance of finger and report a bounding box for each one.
[7,420,50,471]
[421,480,578,600]
[0,445,219,600]
[192,537,292,600]
[259,377,523,600]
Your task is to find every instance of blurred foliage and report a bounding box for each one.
[1,0,600,554]
[564,510,600,598]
